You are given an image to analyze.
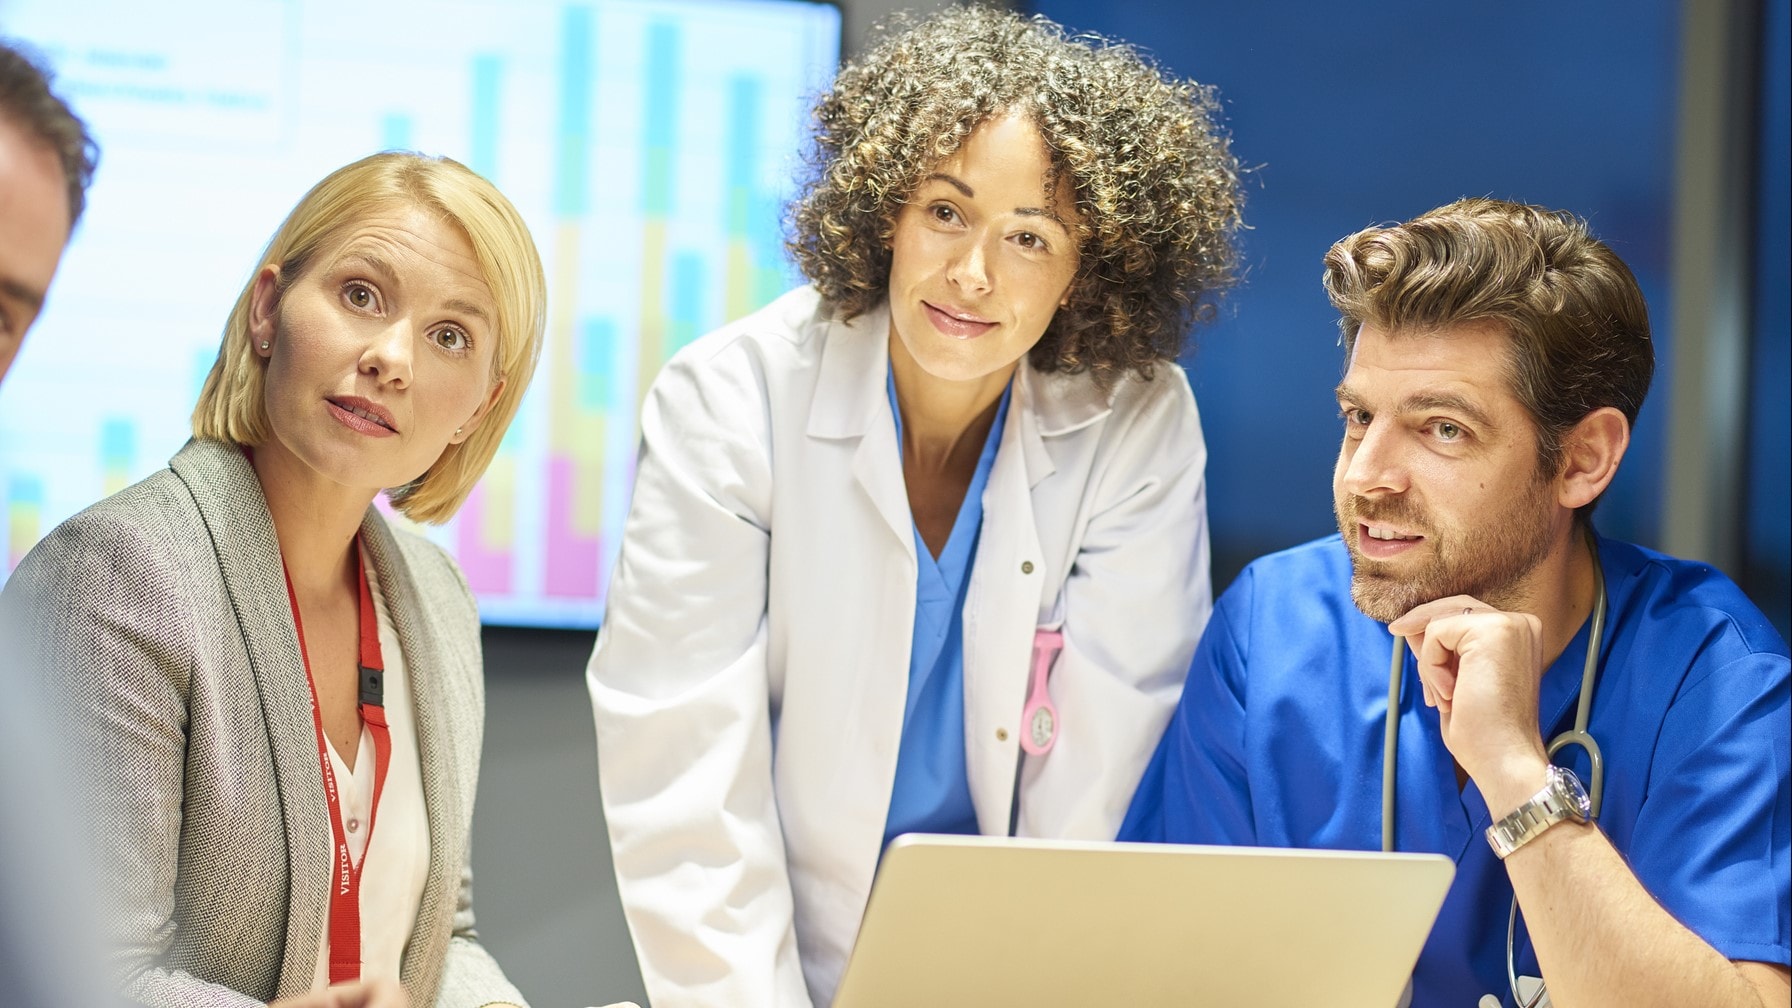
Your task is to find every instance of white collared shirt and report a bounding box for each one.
[311,560,431,987]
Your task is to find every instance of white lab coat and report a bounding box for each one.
[588,286,1212,1007]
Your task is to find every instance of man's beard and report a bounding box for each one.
[1335,480,1556,623]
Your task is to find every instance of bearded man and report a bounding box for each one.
[1120,198,1789,1008]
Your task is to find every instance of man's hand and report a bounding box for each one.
[267,978,408,1008]
[1387,594,1551,812]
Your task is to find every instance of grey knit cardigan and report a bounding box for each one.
[1,437,526,1008]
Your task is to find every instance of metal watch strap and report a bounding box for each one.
[1485,765,1588,860]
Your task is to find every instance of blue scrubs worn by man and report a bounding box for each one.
[1121,198,1790,1008]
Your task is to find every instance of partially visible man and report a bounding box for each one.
[1122,198,1790,1007]
[0,39,93,383]
[0,38,111,1008]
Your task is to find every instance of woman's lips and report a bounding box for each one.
[326,396,398,437]
[923,301,996,339]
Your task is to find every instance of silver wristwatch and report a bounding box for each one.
[1485,765,1590,860]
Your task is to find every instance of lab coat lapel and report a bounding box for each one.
[852,424,911,557]
[964,367,1053,834]
[793,299,916,924]
[1024,360,1115,449]
[808,302,913,555]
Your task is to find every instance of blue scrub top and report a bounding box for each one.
[1121,533,1792,1007]
[881,373,1011,847]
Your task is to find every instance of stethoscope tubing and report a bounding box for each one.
[1381,538,1608,1008]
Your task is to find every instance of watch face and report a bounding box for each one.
[1551,765,1591,819]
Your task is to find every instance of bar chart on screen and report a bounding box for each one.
[0,0,841,628]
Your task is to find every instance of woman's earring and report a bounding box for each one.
[455,427,464,437]
[258,340,270,351]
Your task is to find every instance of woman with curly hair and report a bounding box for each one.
[586,7,1242,1005]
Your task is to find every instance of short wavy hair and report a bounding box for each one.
[1323,197,1654,511]
[191,152,547,524]
[788,6,1241,384]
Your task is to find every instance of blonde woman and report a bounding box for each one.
[4,152,544,1008]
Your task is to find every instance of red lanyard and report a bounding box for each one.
[282,537,392,983]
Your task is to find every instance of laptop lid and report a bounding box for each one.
[833,835,1455,1008]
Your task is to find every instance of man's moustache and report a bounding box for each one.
[1342,497,1430,535]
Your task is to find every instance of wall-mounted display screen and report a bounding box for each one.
[0,0,842,628]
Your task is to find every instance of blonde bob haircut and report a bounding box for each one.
[192,151,546,524]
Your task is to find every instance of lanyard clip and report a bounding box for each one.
[1022,629,1063,755]
[359,665,384,708]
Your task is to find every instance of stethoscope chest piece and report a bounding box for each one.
[1022,629,1063,755]
[1026,704,1056,752]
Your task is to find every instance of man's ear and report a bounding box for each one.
[248,265,281,356]
[1557,406,1629,510]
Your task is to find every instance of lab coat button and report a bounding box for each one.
[995,728,1009,742]
[1021,561,1034,574]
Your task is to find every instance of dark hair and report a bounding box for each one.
[788,6,1242,385]
[0,40,98,227]
[1324,197,1654,508]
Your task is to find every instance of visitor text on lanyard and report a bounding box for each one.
[283,537,392,984]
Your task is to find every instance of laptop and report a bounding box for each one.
[832,834,1454,1008]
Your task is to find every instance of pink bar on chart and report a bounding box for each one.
[456,485,514,595]
[544,454,599,598]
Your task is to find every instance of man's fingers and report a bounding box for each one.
[1388,594,1493,636]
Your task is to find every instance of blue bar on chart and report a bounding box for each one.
[469,53,503,180]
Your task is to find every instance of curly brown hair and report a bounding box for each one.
[787,6,1242,384]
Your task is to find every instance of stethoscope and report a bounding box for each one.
[1380,541,1608,1008]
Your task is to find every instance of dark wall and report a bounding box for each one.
[1746,0,1790,634]
[470,627,649,1006]
[1030,0,1691,596]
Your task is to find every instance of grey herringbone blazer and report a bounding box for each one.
[2,438,525,1008]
